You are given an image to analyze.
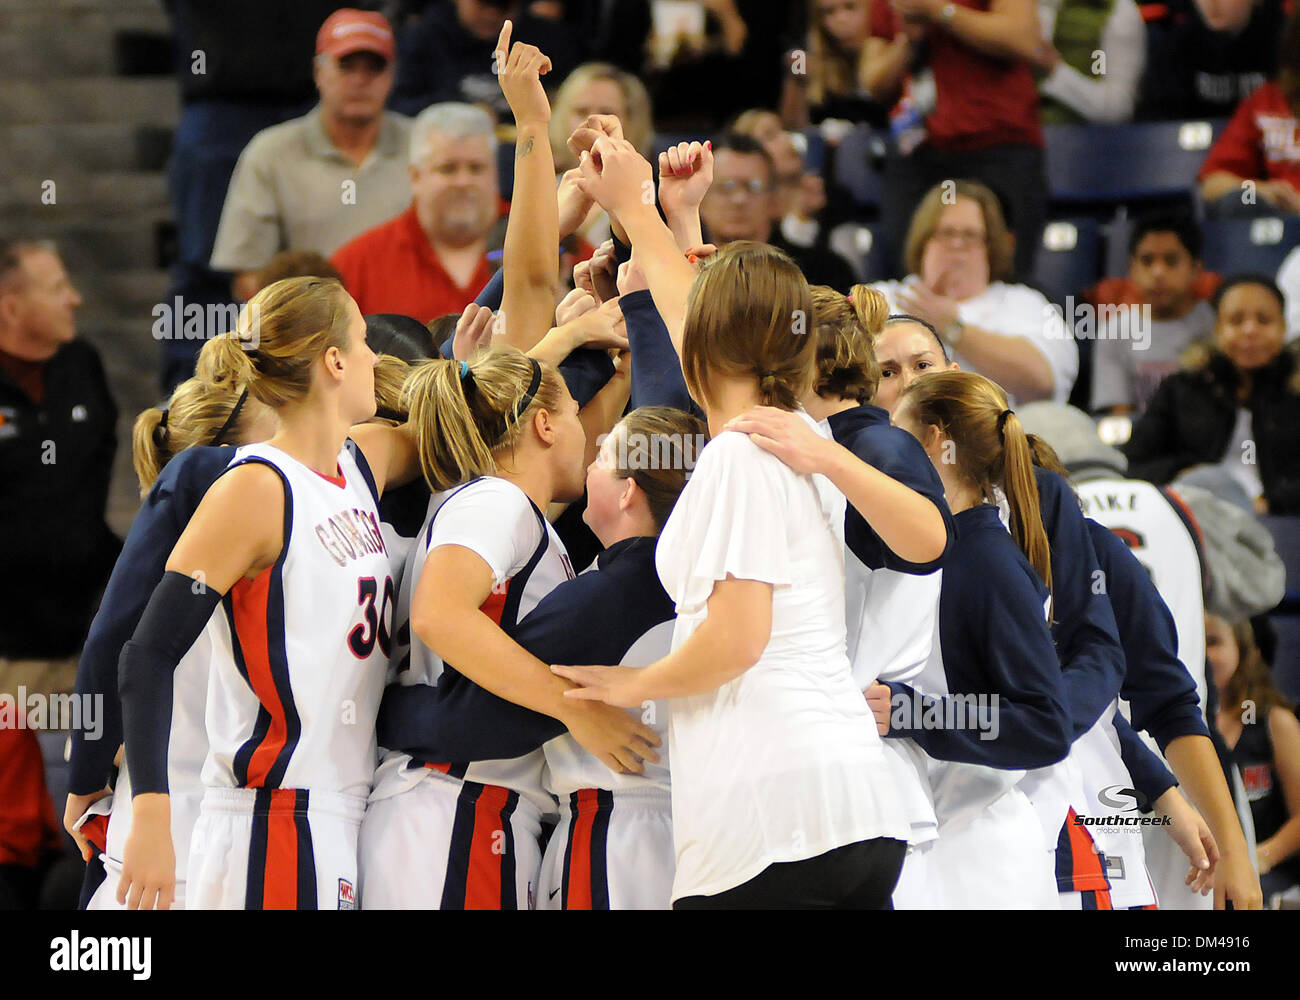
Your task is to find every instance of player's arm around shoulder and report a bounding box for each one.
[164,461,286,588]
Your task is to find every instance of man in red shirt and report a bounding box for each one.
[331,102,503,321]
[1199,71,1300,216]
[864,0,1047,280]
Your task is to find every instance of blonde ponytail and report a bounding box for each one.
[403,348,566,492]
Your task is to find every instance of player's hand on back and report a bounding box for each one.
[551,676,665,775]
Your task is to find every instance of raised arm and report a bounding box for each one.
[495,20,560,352]
[576,136,697,357]
[725,406,948,565]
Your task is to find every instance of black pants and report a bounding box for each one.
[879,142,1048,282]
[673,837,907,910]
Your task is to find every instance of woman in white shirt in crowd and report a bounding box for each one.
[870,179,1078,405]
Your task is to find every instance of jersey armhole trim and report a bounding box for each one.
[223,455,295,574]
[345,437,381,507]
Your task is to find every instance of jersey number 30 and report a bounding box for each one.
[349,576,395,659]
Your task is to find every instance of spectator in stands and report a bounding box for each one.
[1139,0,1286,121]
[731,109,835,262]
[864,0,1048,280]
[1197,8,1300,217]
[1031,0,1146,123]
[1125,275,1300,514]
[158,0,345,392]
[699,133,857,291]
[390,0,582,118]
[646,1,796,130]
[0,241,118,700]
[330,103,500,321]
[247,250,344,299]
[1092,212,1216,416]
[210,9,412,303]
[870,179,1077,403]
[1209,612,1300,904]
[780,0,891,130]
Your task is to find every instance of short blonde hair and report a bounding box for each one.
[903,180,1015,282]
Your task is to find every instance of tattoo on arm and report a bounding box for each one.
[516,137,534,161]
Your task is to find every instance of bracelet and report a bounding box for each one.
[942,319,965,347]
[940,2,958,24]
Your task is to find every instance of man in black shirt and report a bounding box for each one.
[390,0,582,118]
[1139,0,1286,120]
[0,241,119,699]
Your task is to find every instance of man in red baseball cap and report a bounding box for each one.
[316,7,396,63]
[211,8,412,301]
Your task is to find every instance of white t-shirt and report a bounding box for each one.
[656,423,909,901]
[873,277,1079,405]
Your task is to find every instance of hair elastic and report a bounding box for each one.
[459,360,469,379]
[210,387,249,447]
[996,408,1015,441]
[512,358,543,423]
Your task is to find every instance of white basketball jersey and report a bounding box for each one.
[370,477,574,817]
[201,441,392,799]
[1075,477,1207,712]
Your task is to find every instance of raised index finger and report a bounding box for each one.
[496,18,512,63]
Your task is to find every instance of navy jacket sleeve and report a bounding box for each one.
[1087,519,1209,749]
[1036,467,1129,739]
[620,289,699,415]
[842,425,953,574]
[1113,710,1178,810]
[473,267,505,310]
[886,530,1071,769]
[379,540,675,763]
[68,447,232,795]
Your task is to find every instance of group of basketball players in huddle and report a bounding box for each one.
[61,21,1263,911]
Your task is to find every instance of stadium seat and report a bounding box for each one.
[1260,514,1300,702]
[830,125,885,209]
[1044,120,1227,204]
[1034,217,1103,305]
[1200,217,1300,278]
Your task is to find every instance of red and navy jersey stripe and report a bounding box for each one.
[224,458,300,790]
[439,781,522,909]
[560,788,613,910]
[1056,808,1112,893]
[245,788,316,910]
